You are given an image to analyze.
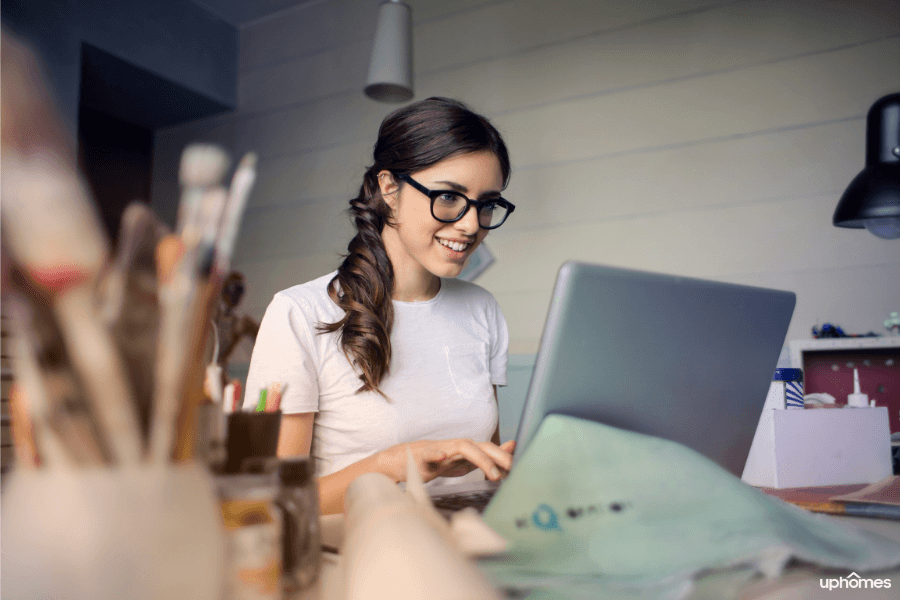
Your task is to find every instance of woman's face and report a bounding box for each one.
[379,151,504,283]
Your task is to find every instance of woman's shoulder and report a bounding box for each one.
[441,277,499,307]
[270,271,340,316]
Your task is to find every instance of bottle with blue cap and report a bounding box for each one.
[771,368,804,409]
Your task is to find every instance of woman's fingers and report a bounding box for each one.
[409,438,515,482]
[454,442,501,480]
[474,440,514,472]
[423,449,449,472]
[443,439,512,481]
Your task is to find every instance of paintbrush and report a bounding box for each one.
[1,154,142,466]
[214,153,257,275]
[6,294,76,468]
[1,35,142,465]
[5,278,112,467]
[98,202,170,446]
[170,152,258,461]
[151,144,230,463]
[169,184,233,462]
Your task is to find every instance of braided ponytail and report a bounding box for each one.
[321,97,511,396]
[318,169,395,394]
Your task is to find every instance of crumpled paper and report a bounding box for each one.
[478,414,900,599]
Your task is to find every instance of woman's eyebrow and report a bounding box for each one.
[434,180,468,192]
[434,180,502,198]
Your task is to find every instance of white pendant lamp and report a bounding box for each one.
[364,0,413,103]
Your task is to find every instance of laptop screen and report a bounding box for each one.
[513,261,795,477]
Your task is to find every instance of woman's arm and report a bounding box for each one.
[277,413,514,514]
[277,413,393,514]
[277,412,358,514]
[276,412,314,457]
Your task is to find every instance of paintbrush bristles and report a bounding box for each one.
[214,152,258,275]
[1,154,108,277]
[179,144,231,188]
[235,152,257,173]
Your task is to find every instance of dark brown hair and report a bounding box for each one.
[320,97,511,395]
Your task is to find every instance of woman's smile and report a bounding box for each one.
[436,236,473,257]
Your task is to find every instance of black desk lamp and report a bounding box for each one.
[833,93,900,239]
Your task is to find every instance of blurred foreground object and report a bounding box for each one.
[336,451,505,600]
[343,472,504,600]
[0,29,264,600]
[3,463,226,600]
[1,31,258,466]
[2,28,141,466]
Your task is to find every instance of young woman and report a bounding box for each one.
[244,97,517,514]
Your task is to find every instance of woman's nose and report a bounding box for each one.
[454,205,480,235]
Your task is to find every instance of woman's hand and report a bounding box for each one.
[377,438,515,484]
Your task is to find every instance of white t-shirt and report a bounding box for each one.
[243,272,509,479]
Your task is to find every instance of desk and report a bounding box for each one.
[294,514,900,600]
[739,516,900,600]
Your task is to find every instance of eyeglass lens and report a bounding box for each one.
[432,193,509,228]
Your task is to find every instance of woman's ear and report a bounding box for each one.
[377,170,399,209]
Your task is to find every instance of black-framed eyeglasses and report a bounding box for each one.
[394,172,515,230]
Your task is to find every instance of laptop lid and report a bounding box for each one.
[513,261,796,477]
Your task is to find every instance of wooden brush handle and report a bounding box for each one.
[171,276,220,462]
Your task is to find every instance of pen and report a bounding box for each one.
[256,389,268,412]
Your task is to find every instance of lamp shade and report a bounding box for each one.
[833,93,900,239]
[364,1,413,103]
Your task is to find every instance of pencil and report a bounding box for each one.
[231,379,242,413]
[256,389,268,412]
[265,382,282,412]
[788,500,900,520]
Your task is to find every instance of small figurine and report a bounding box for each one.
[214,271,259,366]
[204,271,259,405]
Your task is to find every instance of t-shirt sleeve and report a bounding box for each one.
[242,294,320,414]
[489,297,509,387]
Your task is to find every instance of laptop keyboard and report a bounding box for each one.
[430,488,498,513]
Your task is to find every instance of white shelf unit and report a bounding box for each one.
[789,337,900,373]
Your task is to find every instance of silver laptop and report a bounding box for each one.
[429,261,796,512]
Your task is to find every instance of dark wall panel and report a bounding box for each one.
[2,0,238,134]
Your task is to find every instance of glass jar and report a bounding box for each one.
[276,457,322,592]
[218,472,283,600]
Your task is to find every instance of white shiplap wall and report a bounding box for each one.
[152,0,900,358]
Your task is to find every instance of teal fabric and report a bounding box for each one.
[479,415,900,598]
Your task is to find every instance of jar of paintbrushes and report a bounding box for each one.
[1,31,259,600]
